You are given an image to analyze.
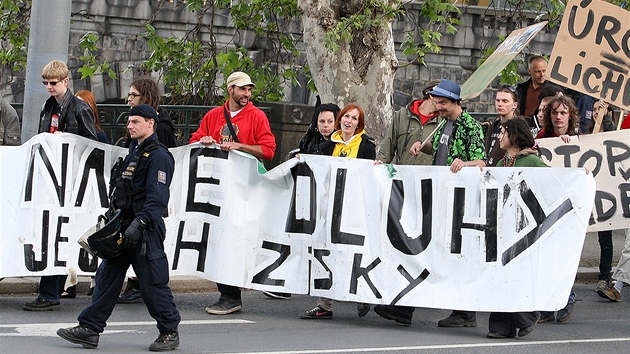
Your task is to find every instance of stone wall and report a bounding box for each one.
[4,1,558,112]
[4,1,560,166]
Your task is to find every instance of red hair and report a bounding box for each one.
[335,103,365,134]
[75,90,101,129]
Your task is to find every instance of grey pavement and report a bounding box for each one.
[1,230,626,295]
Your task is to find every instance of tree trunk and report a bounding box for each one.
[298,0,398,143]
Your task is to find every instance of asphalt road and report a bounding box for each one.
[1,281,628,354]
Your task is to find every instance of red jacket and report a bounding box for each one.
[189,101,276,160]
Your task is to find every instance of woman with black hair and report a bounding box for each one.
[264,101,341,300]
[299,101,341,154]
[487,117,545,339]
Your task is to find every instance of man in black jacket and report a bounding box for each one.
[38,60,98,139]
[23,60,98,311]
[516,55,554,117]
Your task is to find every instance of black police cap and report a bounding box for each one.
[129,104,159,123]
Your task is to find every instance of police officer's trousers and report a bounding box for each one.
[77,232,180,334]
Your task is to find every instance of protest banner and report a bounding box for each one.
[537,130,630,231]
[460,21,548,100]
[0,134,596,311]
[548,0,630,110]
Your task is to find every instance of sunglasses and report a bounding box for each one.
[42,80,62,86]
[127,93,141,99]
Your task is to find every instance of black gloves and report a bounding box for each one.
[122,218,146,249]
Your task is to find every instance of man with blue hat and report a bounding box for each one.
[393,79,485,328]
[412,79,486,172]
[431,79,485,327]
[57,104,181,351]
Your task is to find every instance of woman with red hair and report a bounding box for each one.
[317,103,376,158]
[76,90,108,143]
[299,103,375,320]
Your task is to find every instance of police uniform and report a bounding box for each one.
[76,132,180,335]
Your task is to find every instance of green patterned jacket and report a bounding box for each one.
[431,110,486,166]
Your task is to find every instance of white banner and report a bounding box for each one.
[548,0,630,110]
[537,130,630,231]
[0,134,596,311]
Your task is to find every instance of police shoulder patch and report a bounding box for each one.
[157,171,167,184]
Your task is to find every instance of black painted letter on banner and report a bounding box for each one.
[567,2,594,40]
[386,179,432,255]
[331,168,365,245]
[75,147,108,207]
[349,253,382,298]
[24,210,50,271]
[620,183,630,218]
[313,249,333,289]
[172,221,209,272]
[54,215,69,267]
[78,249,98,273]
[24,143,69,206]
[285,162,317,234]
[604,140,630,179]
[390,266,430,305]
[451,187,498,262]
[593,190,617,222]
[502,181,574,265]
[186,147,228,216]
[251,241,290,286]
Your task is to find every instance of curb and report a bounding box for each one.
[0,269,600,295]
[0,276,217,295]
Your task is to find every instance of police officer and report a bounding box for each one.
[57,104,181,351]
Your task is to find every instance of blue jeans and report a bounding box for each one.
[38,275,66,302]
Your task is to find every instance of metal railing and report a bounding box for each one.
[10,102,496,145]
[97,104,215,145]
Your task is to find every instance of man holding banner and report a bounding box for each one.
[376,80,440,165]
[23,60,99,312]
[189,71,276,315]
[372,79,440,326]
[429,80,485,327]
[376,79,486,328]
[536,94,581,323]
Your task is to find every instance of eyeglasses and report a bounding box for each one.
[127,93,141,99]
[42,80,62,86]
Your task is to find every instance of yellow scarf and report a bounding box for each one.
[330,130,364,158]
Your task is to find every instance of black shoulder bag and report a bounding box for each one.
[223,107,240,143]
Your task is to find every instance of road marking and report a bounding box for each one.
[0,319,253,337]
[216,337,630,354]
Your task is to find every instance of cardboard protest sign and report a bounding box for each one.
[0,134,596,311]
[460,21,548,100]
[537,130,630,231]
[548,0,630,109]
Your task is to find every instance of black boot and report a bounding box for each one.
[57,325,100,349]
[118,279,142,303]
[149,329,179,351]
